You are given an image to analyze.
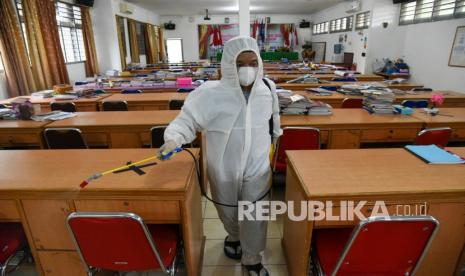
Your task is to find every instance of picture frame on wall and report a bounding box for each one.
[448,26,465,68]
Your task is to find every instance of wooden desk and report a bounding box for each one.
[298,91,465,108]
[269,74,384,82]
[100,93,188,111]
[0,120,49,148]
[375,72,410,80]
[412,108,465,142]
[283,148,465,276]
[0,95,111,112]
[0,149,204,276]
[279,82,424,91]
[46,111,178,147]
[281,109,423,148]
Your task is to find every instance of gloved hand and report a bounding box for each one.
[158,140,178,160]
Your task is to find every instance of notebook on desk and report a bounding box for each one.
[405,145,465,164]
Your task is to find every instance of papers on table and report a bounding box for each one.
[362,89,395,114]
[308,100,333,115]
[305,88,334,96]
[0,108,16,119]
[405,145,465,164]
[31,90,54,99]
[31,111,77,121]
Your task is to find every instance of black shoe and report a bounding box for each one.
[223,236,242,260]
[245,263,269,276]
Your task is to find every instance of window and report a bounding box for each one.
[166,38,183,63]
[56,1,86,63]
[355,11,371,30]
[14,0,30,59]
[330,16,353,33]
[313,22,329,35]
[399,0,465,25]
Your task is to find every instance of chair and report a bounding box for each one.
[44,128,88,149]
[415,127,452,148]
[135,74,148,77]
[151,126,167,148]
[272,127,320,173]
[312,216,439,276]
[0,223,27,276]
[401,100,429,108]
[67,212,180,276]
[122,89,142,94]
[176,88,194,93]
[411,87,433,92]
[50,102,77,112]
[102,101,128,111]
[341,98,363,109]
[169,100,184,110]
[75,81,88,86]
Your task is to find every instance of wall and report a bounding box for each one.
[310,0,465,92]
[92,0,160,73]
[310,0,375,73]
[160,14,312,62]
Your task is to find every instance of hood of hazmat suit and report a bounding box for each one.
[164,36,282,204]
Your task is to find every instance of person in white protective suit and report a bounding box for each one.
[159,36,282,276]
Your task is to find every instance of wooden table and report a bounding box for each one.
[0,149,204,276]
[0,95,111,112]
[278,82,424,91]
[412,108,465,142]
[0,120,49,148]
[281,109,423,148]
[46,111,179,148]
[43,110,422,149]
[298,91,465,108]
[99,93,188,110]
[283,148,465,276]
[375,72,410,80]
[269,73,384,82]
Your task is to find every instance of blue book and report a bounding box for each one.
[405,145,465,164]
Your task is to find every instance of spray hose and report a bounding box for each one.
[80,148,271,207]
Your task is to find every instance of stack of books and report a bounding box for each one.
[308,100,333,115]
[280,94,311,115]
[305,87,334,96]
[362,89,395,114]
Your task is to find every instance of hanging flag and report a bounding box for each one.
[294,24,299,46]
[218,25,223,46]
[252,19,258,39]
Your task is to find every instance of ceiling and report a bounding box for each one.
[127,0,345,16]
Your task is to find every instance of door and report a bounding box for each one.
[166,38,184,63]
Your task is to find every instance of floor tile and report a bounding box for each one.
[262,238,286,265]
[203,218,228,239]
[202,265,245,276]
[266,265,289,276]
[204,201,220,219]
[203,239,242,266]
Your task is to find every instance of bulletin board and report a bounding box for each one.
[312,42,326,63]
[449,26,465,67]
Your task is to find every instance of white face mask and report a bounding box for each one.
[237,66,258,87]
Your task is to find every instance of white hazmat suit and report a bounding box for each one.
[164,36,282,265]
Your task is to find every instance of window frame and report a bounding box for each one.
[56,1,86,64]
[399,0,465,25]
[329,16,354,33]
[312,21,329,35]
[355,11,371,30]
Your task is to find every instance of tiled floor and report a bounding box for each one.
[13,186,289,276]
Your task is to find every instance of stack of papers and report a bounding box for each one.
[31,111,77,121]
[305,88,334,96]
[308,100,333,115]
[405,145,465,164]
[286,75,320,84]
[385,78,408,85]
[362,89,395,114]
[31,90,54,99]
[0,108,16,119]
[337,84,367,96]
[280,94,312,115]
[334,70,355,77]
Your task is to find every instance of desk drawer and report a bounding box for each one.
[74,200,181,222]
[361,128,418,142]
[0,200,20,220]
[451,128,465,141]
[0,133,40,146]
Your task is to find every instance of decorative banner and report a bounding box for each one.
[197,23,298,59]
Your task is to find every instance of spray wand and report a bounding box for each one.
[80,148,183,188]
